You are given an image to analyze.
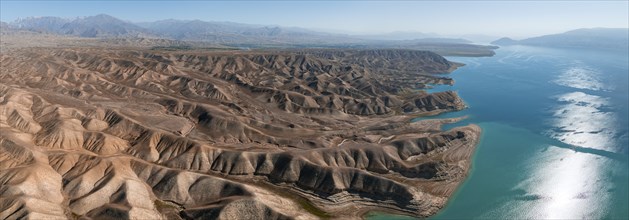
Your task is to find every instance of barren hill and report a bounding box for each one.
[0,47,480,219]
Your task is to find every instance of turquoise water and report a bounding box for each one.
[372,45,629,219]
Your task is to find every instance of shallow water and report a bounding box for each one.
[370,45,629,219]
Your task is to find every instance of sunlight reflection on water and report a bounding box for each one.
[554,64,607,91]
[520,147,611,219]
[528,61,617,219]
[548,92,616,151]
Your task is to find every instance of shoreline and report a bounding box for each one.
[360,123,482,219]
[360,58,483,219]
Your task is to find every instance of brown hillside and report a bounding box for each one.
[0,48,479,219]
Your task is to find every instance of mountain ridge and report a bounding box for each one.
[6,14,479,45]
[491,28,629,49]
[3,14,498,56]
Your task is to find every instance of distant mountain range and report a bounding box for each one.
[5,14,480,46]
[5,14,625,52]
[4,14,339,44]
[491,28,629,50]
[1,14,502,56]
[10,14,154,38]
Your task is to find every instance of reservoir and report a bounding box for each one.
[370,45,629,219]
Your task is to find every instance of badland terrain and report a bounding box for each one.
[1,14,487,219]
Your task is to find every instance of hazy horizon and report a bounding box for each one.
[1,1,628,39]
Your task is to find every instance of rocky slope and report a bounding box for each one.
[0,48,480,219]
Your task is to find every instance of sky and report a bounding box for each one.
[1,1,628,39]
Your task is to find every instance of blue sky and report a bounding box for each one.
[1,1,627,38]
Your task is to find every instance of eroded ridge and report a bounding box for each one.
[0,48,480,219]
